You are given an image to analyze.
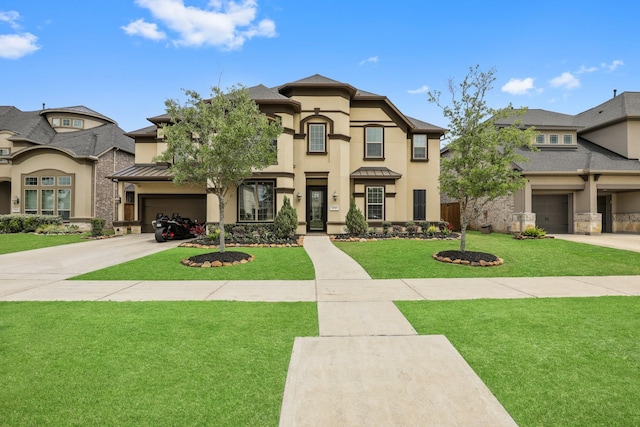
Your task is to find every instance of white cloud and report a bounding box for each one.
[0,10,21,29]
[0,33,40,59]
[127,0,276,50]
[121,18,166,40]
[549,72,580,90]
[407,85,429,94]
[359,56,378,66]
[575,65,598,74]
[602,59,624,72]
[501,77,536,95]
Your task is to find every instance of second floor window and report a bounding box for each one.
[564,134,573,144]
[365,127,383,158]
[308,123,326,153]
[550,134,559,144]
[536,134,545,144]
[412,135,427,160]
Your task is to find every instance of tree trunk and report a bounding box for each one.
[217,194,226,253]
[459,223,467,253]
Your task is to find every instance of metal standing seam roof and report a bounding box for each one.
[107,164,173,181]
[350,167,402,179]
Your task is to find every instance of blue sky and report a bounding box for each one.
[2,1,638,133]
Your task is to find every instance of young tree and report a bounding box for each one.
[156,85,283,252]
[429,66,537,253]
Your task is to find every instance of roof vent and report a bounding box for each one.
[613,89,617,97]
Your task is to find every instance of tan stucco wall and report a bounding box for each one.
[581,121,629,159]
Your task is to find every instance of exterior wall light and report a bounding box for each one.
[333,191,338,201]
[296,192,302,201]
[12,196,19,205]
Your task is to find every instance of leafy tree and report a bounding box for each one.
[429,66,537,252]
[156,85,283,252]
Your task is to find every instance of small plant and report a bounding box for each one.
[36,224,80,234]
[405,221,418,234]
[426,225,439,235]
[382,221,391,235]
[523,226,547,238]
[392,224,403,235]
[90,218,106,237]
[273,196,298,239]
[208,228,221,241]
[419,221,430,234]
[345,198,368,236]
[442,227,451,236]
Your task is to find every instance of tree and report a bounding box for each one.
[156,85,283,252]
[345,198,368,236]
[273,196,298,239]
[428,66,538,253]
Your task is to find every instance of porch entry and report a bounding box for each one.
[306,186,327,232]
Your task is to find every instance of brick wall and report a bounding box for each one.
[95,149,134,228]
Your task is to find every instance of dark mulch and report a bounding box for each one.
[436,250,499,263]
[188,251,252,264]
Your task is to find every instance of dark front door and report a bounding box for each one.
[306,186,327,232]
[597,195,612,233]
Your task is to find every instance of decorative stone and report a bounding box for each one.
[202,261,211,268]
[212,261,223,267]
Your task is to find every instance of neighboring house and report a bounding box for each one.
[109,74,445,234]
[0,106,135,229]
[442,91,640,235]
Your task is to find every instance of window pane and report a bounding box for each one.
[73,119,83,128]
[309,124,325,152]
[413,189,426,221]
[58,189,71,220]
[41,189,54,215]
[367,142,382,158]
[564,134,572,144]
[42,176,55,186]
[257,182,274,221]
[25,176,38,186]
[239,182,257,221]
[550,134,558,144]
[238,181,275,222]
[62,119,71,126]
[536,134,545,144]
[58,176,72,186]
[366,127,383,143]
[366,187,384,220]
[25,189,38,214]
[366,127,383,158]
[52,118,61,126]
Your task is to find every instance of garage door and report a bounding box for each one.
[532,195,569,234]
[140,195,207,232]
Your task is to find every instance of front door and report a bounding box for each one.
[307,186,327,232]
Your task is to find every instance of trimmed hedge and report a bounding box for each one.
[0,214,63,234]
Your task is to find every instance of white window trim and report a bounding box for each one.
[412,134,427,159]
[550,134,559,144]
[366,186,384,220]
[308,123,326,153]
[563,134,573,144]
[365,127,384,158]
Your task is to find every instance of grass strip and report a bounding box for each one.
[0,233,87,254]
[396,297,640,426]
[70,247,315,280]
[334,232,640,278]
[0,301,318,426]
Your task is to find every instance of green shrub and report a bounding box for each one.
[0,214,63,233]
[426,225,439,235]
[405,221,418,234]
[273,196,298,239]
[90,218,106,237]
[382,221,391,235]
[345,198,368,236]
[523,226,547,238]
[36,224,80,234]
[419,221,430,233]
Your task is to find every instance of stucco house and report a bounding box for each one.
[445,91,640,235]
[110,74,445,234]
[0,106,135,229]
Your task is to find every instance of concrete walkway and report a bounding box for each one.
[2,233,640,426]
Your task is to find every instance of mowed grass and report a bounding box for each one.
[71,246,315,280]
[0,233,87,254]
[397,297,640,426]
[0,301,318,426]
[334,232,640,278]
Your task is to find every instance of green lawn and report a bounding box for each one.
[334,232,640,278]
[71,246,315,280]
[0,233,87,254]
[397,297,640,426]
[0,301,318,426]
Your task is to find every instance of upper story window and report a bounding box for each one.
[308,123,326,153]
[549,134,559,144]
[0,148,9,164]
[412,134,427,160]
[25,176,38,186]
[51,117,84,129]
[365,126,383,159]
[536,134,545,144]
[563,134,573,144]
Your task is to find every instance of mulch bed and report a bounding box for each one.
[182,251,254,268]
[433,250,504,267]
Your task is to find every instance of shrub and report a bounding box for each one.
[345,198,368,236]
[523,226,547,238]
[36,224,80,234]
[405,221,419,234]
[382,221,391,235]
[273,196,298,239]
[90,218,106,237]
[0,214,63,233]
[419,221,430,234]
[392,224,403,235]
[426,225,439,235]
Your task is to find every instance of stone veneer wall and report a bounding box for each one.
[574,212,602,235]
[95,149,134,228]
[612,213,640,233]
[458,195,515,233]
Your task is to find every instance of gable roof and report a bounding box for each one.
[0,106,134,157]
[575,91,640,131]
